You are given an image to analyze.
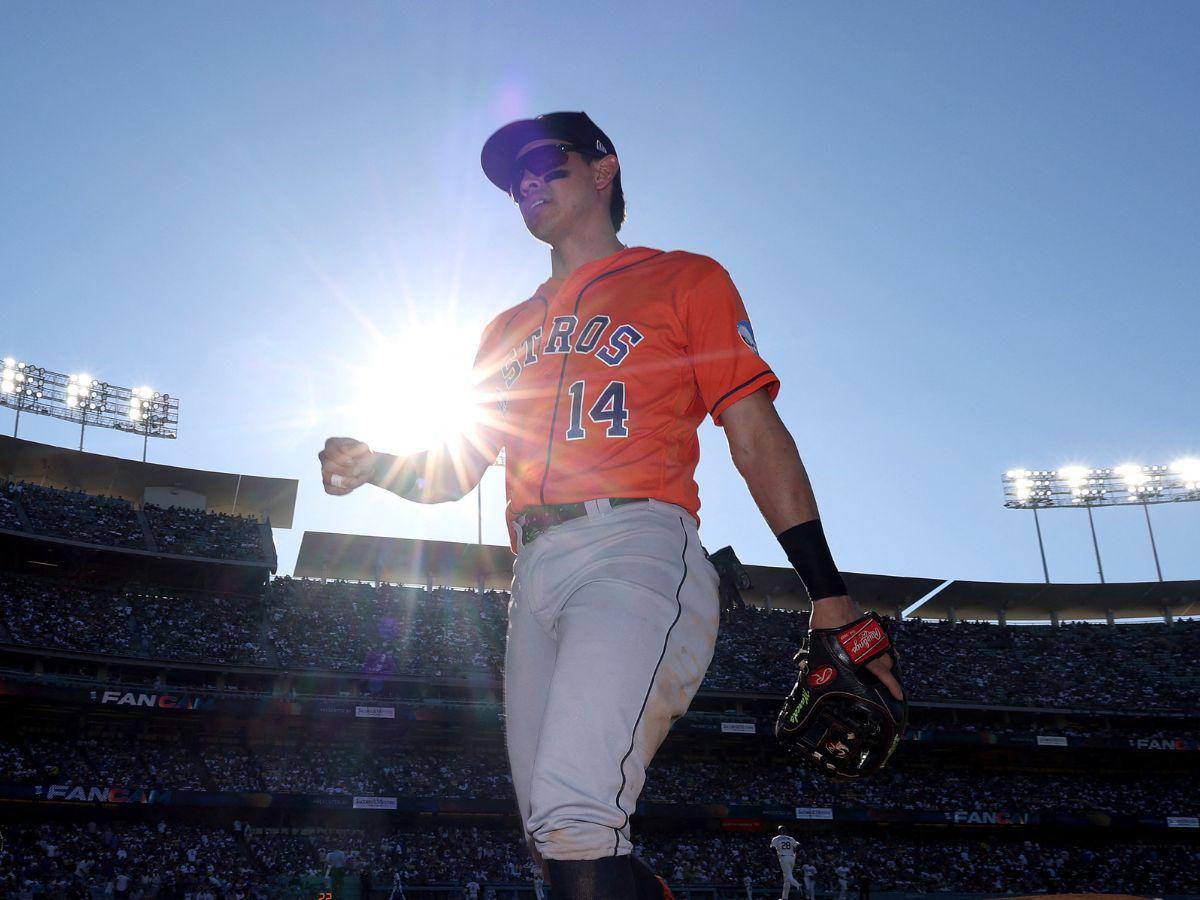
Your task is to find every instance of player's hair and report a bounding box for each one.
[610,167,626,233]
[587,154,625,233]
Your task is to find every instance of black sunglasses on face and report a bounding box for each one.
[509,143,594,200]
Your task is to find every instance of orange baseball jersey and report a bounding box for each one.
[468,246,780,547]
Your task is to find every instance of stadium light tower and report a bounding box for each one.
[0,357,180,458]
[1002,461,1200,584]
[2,359,47,438]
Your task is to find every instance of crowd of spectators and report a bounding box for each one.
[256,745,387,796]
[4,728,1197,823]
[0,481,267,561]
[265,578,506,678]
[641,755,1200,818]
[0,481,26,531]
[6,482,147,550]
[2,734,216,792]
[3,570,1199,712]
[1,575,268,666]
[143,504,266,562]
[199,745,263,792]
[0,576,139,657]
[4,821,1198,896]
[635,829,1200,895]
[0,821,270,898]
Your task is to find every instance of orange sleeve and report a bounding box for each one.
[682,262,780,425]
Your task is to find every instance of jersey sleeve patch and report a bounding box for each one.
[737,319,759,354]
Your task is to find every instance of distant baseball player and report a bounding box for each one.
[771,827,802,899]
[465,878,480,900]
[743,873,754,900]
[388,870,406,900]
[801,861,817,900]
[834,864,850,900]
[320,110,902,899]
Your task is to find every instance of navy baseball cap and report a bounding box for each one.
[481,111,617,193]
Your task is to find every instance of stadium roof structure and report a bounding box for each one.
[741,565,942,618]
[0,435,298,527]
[295,533,941,615]
[908,578,1200,623]
[295,534,1197,623]
[295,532,516,589]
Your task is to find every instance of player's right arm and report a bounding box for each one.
[319,436,494,503]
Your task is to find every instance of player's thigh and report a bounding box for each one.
[503,577,557,827]
[529,512,718,824]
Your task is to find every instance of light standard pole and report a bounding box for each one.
[1031,507,1050,584]
[476,449,506,546]
[1142,502,1164,582]
[1005,463,1197,585]
[1084,504,1105,584]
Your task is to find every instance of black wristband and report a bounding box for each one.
[777,519,847,601]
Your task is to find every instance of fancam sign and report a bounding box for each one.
[355,706,396,719]
[720,722,756,734]
[947,810,1031,825]
[1167,817,1199,829]
[1036,735,1069,747]
[1129,737,1188,751]
[351,796,398,810]
[40,784,170,804]
[795,807,834,820]
[93,690,212,711]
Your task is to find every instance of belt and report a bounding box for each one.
[518,497,649,546]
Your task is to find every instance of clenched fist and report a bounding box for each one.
[319,437,375,496]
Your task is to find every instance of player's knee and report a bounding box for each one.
[531,818,627,861]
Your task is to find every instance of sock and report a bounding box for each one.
[546,857,636,900]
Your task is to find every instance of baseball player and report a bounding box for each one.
[834,864,850,900]
[801,861,817,900]
[770,827,802,899]
[319,110,902,899]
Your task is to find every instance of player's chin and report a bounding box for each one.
[523,214,559,243]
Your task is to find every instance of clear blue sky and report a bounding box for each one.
[2,2,1197,587]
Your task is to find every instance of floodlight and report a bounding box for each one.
[1,358,179,456]
[1002,456,1200,585]
[1172,459,1200,490]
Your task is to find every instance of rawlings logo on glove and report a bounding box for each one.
[775,612,907,780]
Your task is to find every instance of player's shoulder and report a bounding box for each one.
[480,293,546,344]
[646,249,732,284]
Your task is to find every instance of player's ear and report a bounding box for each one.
[592,154,619,192]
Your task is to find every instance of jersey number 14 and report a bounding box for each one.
[566,380,629,439]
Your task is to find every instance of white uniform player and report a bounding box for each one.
[530,863,546,900]
[465,880,480,900]
[834,865,850,900]
[743,874,754,900]
[770,828,802,899]
[801,863,817,900]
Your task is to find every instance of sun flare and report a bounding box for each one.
[346,318,486,458]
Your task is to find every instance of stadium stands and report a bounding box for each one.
[0,479,270,563]
[1,458,1197,898]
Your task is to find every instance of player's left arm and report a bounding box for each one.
[720,387,903,701]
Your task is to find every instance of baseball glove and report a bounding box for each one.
[775,612,907,780]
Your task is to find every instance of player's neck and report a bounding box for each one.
[548,229,626,281]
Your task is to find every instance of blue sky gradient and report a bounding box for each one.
[2,2,1197,586]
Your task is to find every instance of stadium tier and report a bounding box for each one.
[1,439,1198,898]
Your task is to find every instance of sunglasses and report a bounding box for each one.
[509,143,596,200]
